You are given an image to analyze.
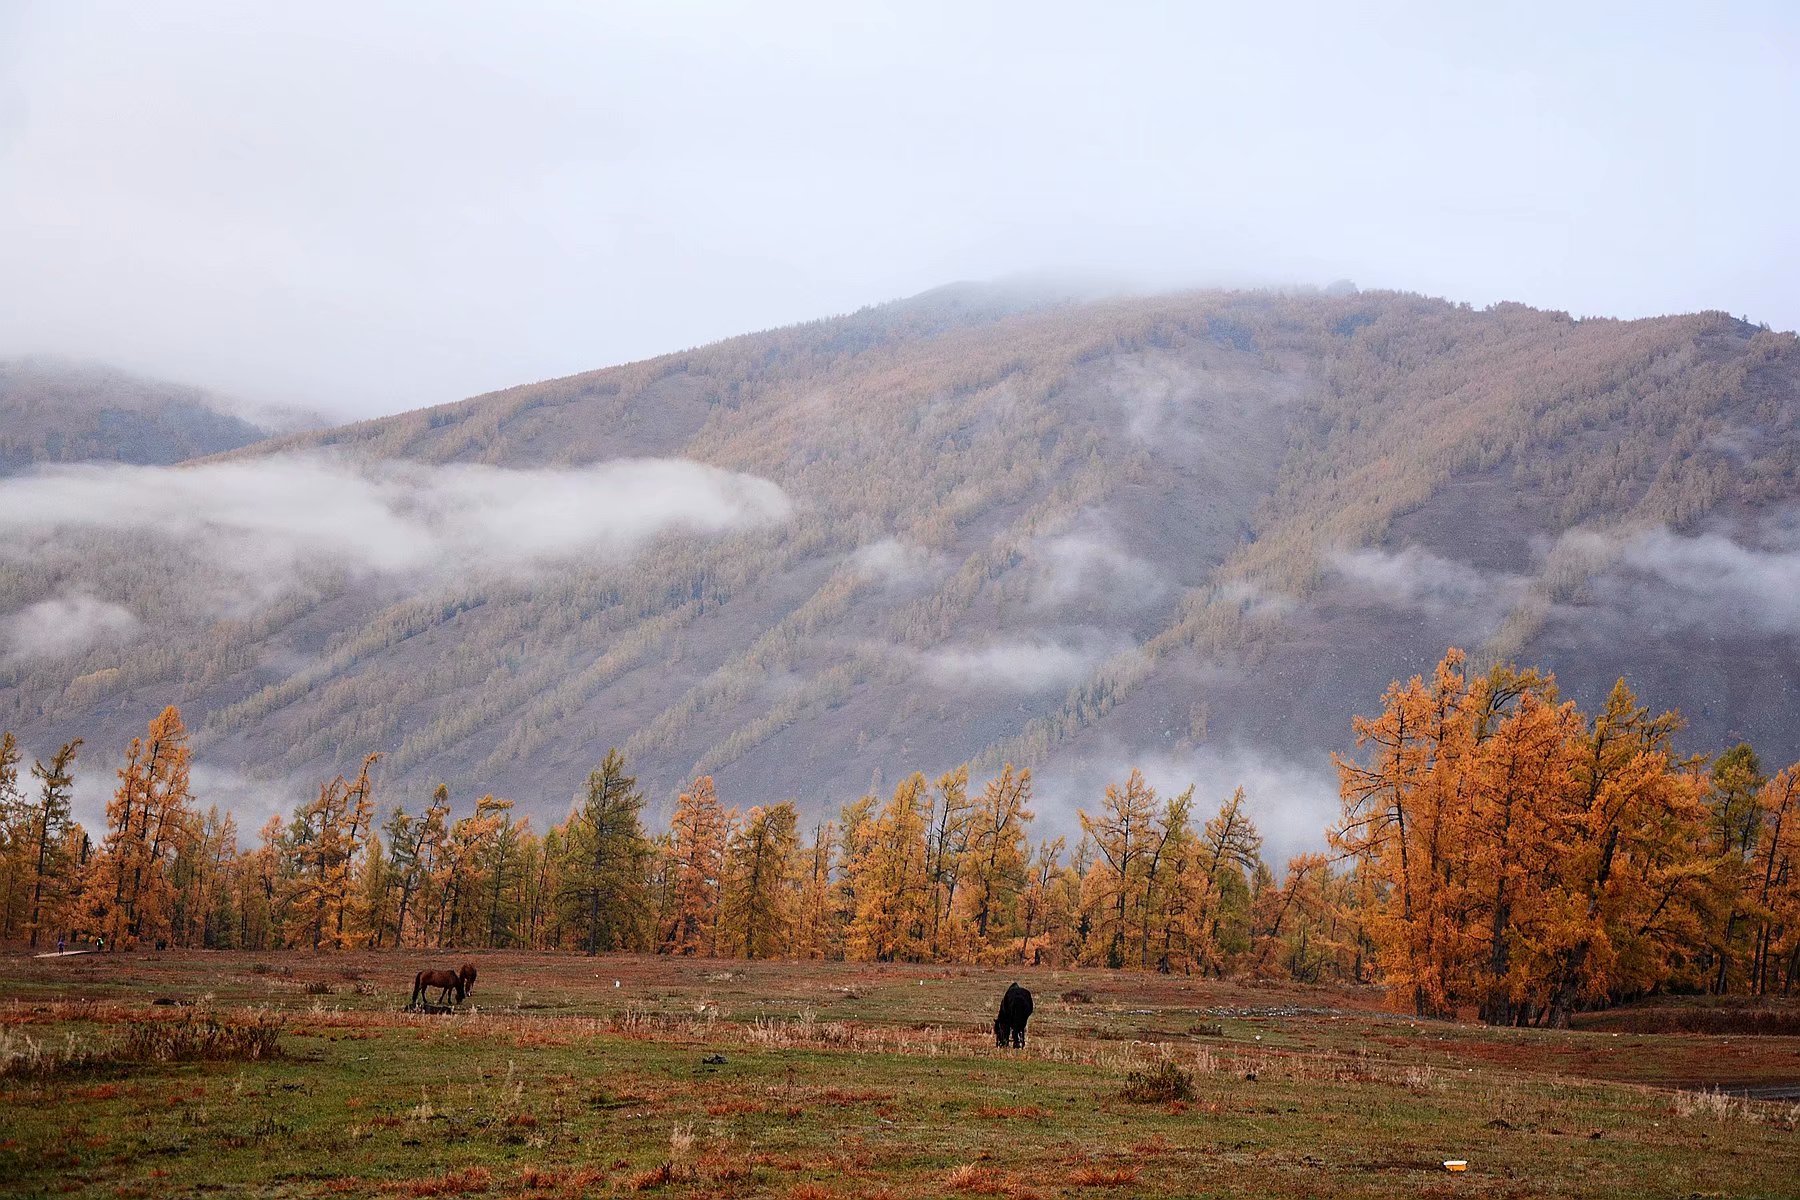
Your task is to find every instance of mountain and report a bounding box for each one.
[0,358,277,474]
[2,286,1797,849]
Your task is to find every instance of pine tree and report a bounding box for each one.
[0,732,25,938]
[961,764,1033,961]
[792,820,838,959]
[283,755,380,949]
[1749,765,1800,993]
[720,802,799,958]
[86,707,196,948]
[23,740,79,948]
[1079,768,1158,968]
[562,749,652,954]
[662,776,728,956]
[849,774,932,962]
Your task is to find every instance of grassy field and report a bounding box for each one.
[1,951,1796,1199]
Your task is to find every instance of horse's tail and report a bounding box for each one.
[410,972,425,1009]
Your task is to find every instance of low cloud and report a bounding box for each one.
[185,762,312,831]
[1612,526,1800,636]
[0,452,793,605]
[848,537,940,589]
[1325,544,1524,621]
[1028,530,1166,610]
[59,757,307,836]
[1031,741,1341,868]
[902,631,1135,694]
[1,593,138,663]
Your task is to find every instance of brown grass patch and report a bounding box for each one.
[705,1098,766,1116]
[391,1166,492,1196]
[1066,1164,1139,1187]
[702,1157,753,1182]
[628,1163,673,1190]
[944,1163,1009,1193]
[821,1088,890,1104]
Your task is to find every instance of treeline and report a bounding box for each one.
[4,649,1799,1027]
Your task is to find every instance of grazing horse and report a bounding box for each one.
[459,962,478,998]
[994,982,1033,1048]
[410,968,466,1010]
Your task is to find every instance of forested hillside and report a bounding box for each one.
[2,286,1797,843]
[0,358,273,474]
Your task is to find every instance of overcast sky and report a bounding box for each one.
[2,1,1796,420]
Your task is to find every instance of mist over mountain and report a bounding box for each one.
[3,285,1797,860]
[0,357,314,475]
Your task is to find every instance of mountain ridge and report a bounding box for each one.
[2,285,1796,854]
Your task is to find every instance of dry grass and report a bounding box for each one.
[389,1166,492,1196]
[944,1163,1008,1193]
[0,1005,282,1078]
[7,951,1800,1199]
[1066,1163,1140,1187]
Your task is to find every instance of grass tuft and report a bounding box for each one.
[1118,1056,1195,1103]
[1066,1163,1140,1187]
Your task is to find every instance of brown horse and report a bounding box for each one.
[410,968,465,1009]
[459,963,478,997]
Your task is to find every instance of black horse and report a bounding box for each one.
[994,982,1033,1048]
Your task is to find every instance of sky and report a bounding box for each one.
[1,1,1797,420]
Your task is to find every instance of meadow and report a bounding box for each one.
[1,951,1797,1199]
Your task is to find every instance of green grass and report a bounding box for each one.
[1,951,1796,1198]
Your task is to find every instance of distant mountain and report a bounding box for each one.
[0,358,277,474]
[2,288,1796,849]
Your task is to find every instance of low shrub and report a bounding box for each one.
[1119,1057,1195,1103]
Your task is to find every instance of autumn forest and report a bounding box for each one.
[5,647,1797,1029]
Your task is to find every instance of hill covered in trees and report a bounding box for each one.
[1,285,1797,849]
[0,357,280,475]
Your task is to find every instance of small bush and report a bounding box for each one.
[1120,1057,1195,1103]
[1061,990,1095,1005]
[303,980,334,996]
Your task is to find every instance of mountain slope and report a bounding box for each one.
[3,288,1797,846]
[0,358,273,474]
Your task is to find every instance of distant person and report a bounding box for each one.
[57,937,65,954]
